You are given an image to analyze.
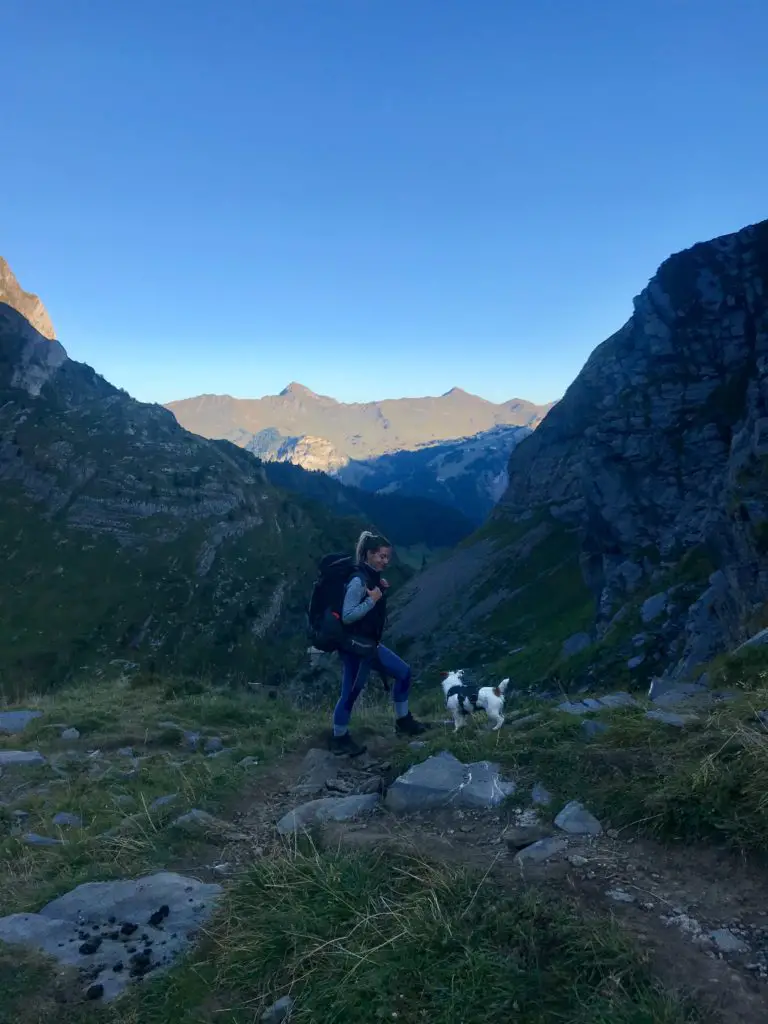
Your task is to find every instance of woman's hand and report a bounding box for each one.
[367,586,383,603]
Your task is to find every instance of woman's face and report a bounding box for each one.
[366,546,392,571]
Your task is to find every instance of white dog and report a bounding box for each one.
[441,669,509,732]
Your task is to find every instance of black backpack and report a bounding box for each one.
[307,553,377,658]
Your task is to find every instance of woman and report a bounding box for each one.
[330,531,428,756]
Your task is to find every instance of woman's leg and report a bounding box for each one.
[331,653,373,755]
[375,644,412,718]
[333,654,374,730]
[376,645,427,734]
[333,653,362,736]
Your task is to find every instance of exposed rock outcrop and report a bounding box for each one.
[0,257,56,340]
[392,219,768,685]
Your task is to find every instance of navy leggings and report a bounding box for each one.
[332,644,412,733]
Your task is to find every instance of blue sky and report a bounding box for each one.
[4,0,767,406]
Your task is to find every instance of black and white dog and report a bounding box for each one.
[441,669,509,731]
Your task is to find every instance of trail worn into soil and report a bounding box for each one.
[163,730,768,1024]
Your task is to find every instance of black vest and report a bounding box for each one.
[347,562,387,642]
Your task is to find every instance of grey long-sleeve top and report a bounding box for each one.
[342,574,375,625]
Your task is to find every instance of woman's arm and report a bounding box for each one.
[342,575,375,625]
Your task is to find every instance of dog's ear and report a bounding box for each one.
[493,687,501,697]
[440,671,449,678]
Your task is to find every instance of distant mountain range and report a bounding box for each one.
[166,384,553,521]
[166,383,553,461]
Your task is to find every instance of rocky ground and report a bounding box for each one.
[2,666,768,1021]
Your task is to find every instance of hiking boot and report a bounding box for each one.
[329,732,367,757]
[395,712,429,737]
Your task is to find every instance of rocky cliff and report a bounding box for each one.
[0,257,56,341]
[391,218,768,690]
[0,301,358,689]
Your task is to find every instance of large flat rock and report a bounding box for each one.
[0,872,222,1002]
[276,794,380,834]
[0,750,46,767]
[0,710,42,735]
[384,751,516,813]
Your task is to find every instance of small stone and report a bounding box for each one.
[212,862,233,877]
[120,922,138,936]
[710,928,750,954]
[554,801,603,835]
[581,719,609,739]
[505,824,554,850]
[562,632,592,658]
[60,728,80,741]
[0,750,46,767]
[645,710,699,728]
[171,809,236,836]
[22,832,66,847]
[507,713,542,729]
[0,710,43,734]
[150,794,178,811]
[11,809,29,820]
[606,889,636,904]
[53,812,83,829]
[117,747,134,757]
[568,854,589,867]
[606,828,620,839]
[408,741,428,750]
[261,995,295,1024]
[112,795,136,808]
[627,655,646,670]
[86,983,104,1000]
[238,756,259,768]
[513,837,568,864]
[182,731,201,750]
[641,591,668,624]
[531,782,553,806]
[204,736,224,754]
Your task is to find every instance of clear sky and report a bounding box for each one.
[4,0,767,407]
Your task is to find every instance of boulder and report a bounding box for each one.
[513,837,567,864]
[0,710,42,735]
[276,794,380,835]
[0,750,46,767]
[554,800,603,835]
[384,752,515,813]
[561,633,592,658]
[0,872,222,1001]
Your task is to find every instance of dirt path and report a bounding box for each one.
[172,732,768,1024]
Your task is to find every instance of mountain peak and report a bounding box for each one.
[0,257,56,340]
[442,387,472,398]
[279,382,317,398]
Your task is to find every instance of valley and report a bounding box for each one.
[3,217,768,1022]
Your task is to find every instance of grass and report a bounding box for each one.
[0,844,697,1024]
[0,674,329,914]
[448,511,597,687]
[1,658,762,1021]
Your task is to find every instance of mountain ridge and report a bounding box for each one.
[166,384,553,462]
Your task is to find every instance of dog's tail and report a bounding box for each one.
[493,677,510,697]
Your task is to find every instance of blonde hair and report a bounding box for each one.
[355,530,392,564]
